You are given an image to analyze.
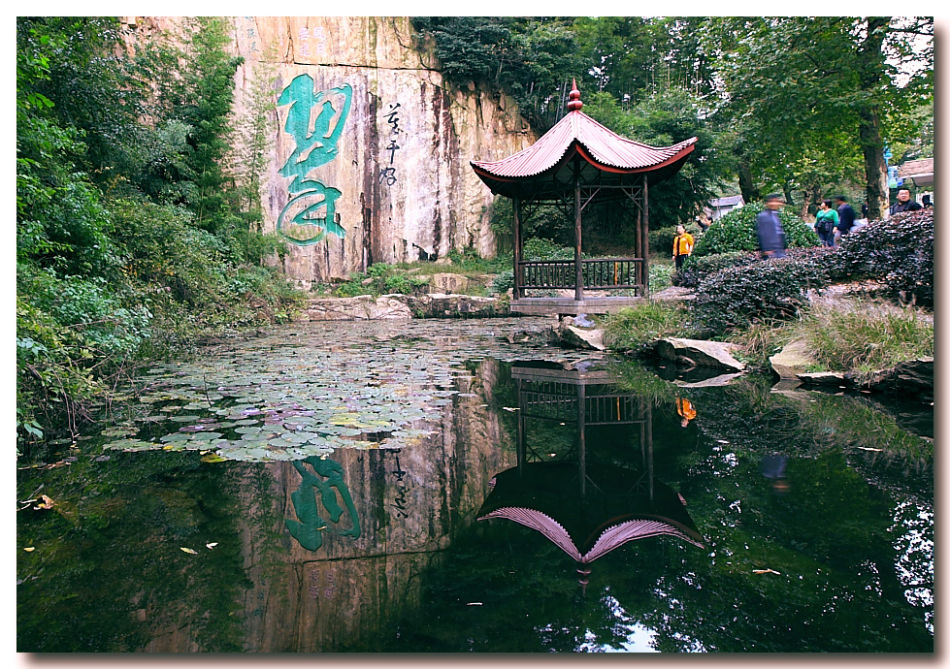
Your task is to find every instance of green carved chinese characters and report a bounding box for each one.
[276,75,352,245]
[285,456,361,551]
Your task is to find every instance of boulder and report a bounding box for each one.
[650,286,696,303]
[768,339,816,380]
[427,273,470,294]
[856,357,934,397]
[654,337,745,372]
[408,294,508,318]
[551,322,605,351]
[673,372,744,388]
[796,371,847,386]
[301,295,413,320]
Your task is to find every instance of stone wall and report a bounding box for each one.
[222,17,534,284]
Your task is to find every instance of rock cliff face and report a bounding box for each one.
[220,17,533,284]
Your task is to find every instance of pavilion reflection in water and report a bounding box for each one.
[477,361,704,583]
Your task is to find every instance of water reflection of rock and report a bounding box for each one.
[478,361,704,584]
[232,358,516,652]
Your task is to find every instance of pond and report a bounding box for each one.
[17,318,934,653]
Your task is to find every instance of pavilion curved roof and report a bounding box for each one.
[471,81,697,200]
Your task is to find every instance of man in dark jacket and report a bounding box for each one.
[756,193,787,259]
[889,188,923,215]
[835,196,856,237]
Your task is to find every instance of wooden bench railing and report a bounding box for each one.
[518,258,643,291]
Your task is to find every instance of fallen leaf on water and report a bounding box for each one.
[205,542,219,549]
[180,547,198,555]
[200,453,227,463]
[752,568,781,575]
[33,494,55,510]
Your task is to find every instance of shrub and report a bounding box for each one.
[648,262,675,293]
[833,210,933,307]
[491,269,514,295]
[384,273,429,296]
[648,225,680,256]
[692,202,819,258]
[690,255,830,335]
[672,251,759,288]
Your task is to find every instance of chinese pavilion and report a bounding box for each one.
[471,80,697,315]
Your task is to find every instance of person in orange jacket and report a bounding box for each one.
[676,397,697,428]
[672,224,694,271]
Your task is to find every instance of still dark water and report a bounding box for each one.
[17,318,934,653]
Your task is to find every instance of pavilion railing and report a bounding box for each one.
[518,257,643,291]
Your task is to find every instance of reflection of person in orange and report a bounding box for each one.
[676,397,696,428]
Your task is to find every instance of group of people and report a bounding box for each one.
[811,196,859,248]
[757,193,857,255]
[672,188,928,265]
[756,188,928,258]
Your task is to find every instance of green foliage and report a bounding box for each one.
[157,18,244,230]
[692,203,819,257]
[690,256,829,336]
[412,17,583,130]
[15,18,301,448]
[332,265,430,297]
[701,17,933,216]
[583,88,726,229]
[522,238,575,261]
[834,210,934,307]
[384,274,430,296]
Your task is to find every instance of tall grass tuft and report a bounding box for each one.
[603,302,689,352]
[800,300,933,377]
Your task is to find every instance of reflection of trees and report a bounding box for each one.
[644,379,934,652]
[17,452,250,651]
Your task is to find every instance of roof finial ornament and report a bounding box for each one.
[567,78,583,111]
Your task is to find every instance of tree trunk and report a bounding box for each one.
[859,105,888,219]
[856,18,889,219]
[737,161,758,204]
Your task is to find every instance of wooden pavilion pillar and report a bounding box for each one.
[512,196,522,300]
[574,162,583,302]
[642,174,650,297]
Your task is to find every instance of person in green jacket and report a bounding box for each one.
[814,199,839,247]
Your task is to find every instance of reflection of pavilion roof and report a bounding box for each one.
[470,98,696,200]
[477,463,704,564]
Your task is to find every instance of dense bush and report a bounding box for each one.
[833,210,934,307]
[692,202,819,258]
[16,19,302,448]
[522,237,576,261]
[672,251,759,287]
[690,255,830,335]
